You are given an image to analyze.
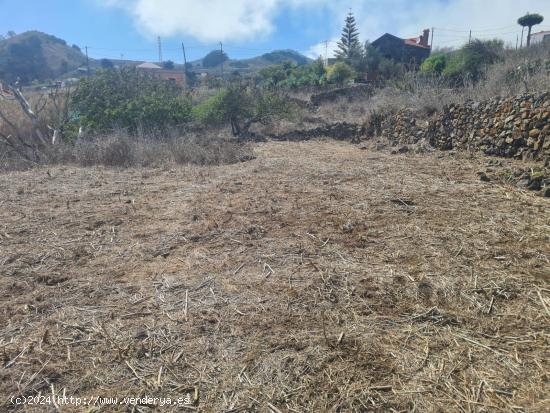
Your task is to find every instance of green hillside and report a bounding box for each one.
[189,49,312,74]
[0,31,86,84]
[0,31,312,84]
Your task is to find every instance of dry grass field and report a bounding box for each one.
[1,140,549,412]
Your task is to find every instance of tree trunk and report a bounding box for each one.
[230,117,241,137]
[527,25,532,47]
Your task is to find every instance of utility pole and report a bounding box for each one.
[181,42,188,88]
[516,34,519,50]
[324,40,329,66]
[220,42,224,79]
[430,27,434,49]
[85,46,90,77]
[468,30,472,44]
[158,36,163,64]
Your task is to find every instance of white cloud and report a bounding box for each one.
[304,37,338,59]
[97,0,321,42]
[98,0,550,49]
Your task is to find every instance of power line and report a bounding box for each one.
[434,24,518,33]
[87,46,157,52]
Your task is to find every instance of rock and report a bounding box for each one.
[529,128,541,138]
[540,187,550,197]
[516,178,531,188]
[398,145,409,153]
[527,179,542,191]
[342,221,355,233]
[478,172,491,182]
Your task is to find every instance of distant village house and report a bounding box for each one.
[530,31,550,45]
[136,62,186,86]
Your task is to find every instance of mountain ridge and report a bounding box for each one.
[0,31,312,85]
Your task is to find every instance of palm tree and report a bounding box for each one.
[518,13,544,47]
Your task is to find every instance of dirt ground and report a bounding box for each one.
[1,140,549,412]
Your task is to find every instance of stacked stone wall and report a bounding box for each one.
[379,93,550,164]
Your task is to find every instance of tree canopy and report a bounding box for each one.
[335,12,362,61]
[71,68,191,134]
[193,84,294,137]
[162,60,175,69]
[517,13,544,46]
[100,58,114,69]
[517,13,544,27]
[202,50,229,68]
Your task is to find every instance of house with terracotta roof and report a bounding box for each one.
[372,29,431,68]
[136,62,186,86]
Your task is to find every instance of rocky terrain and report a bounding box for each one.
[377,93,550,164]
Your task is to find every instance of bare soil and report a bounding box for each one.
[1,140,548,412]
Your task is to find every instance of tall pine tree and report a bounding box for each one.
[335,12,361,60]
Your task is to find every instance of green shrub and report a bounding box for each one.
[421,53,448,75]
[460,39,504,80]
[326,61,355,85]
[426,39,505,83]
[71,68,192,134]
[258,59,326,89]
[193,84,295,137]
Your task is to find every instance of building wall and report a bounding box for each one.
[157,70,185,86]
[137,68,186,86]
[531,33,550,45]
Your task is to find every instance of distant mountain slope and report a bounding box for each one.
[0,31,86,84]
[0,30,313,84]
[189,49,312,73]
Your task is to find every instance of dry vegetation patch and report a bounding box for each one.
[0,141,548,412]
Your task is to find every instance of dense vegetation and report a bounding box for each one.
[69,68,293,139]
[421,39,504,82]
[193,84,293,137]
[258,59,327,88]
[71,69,192,135]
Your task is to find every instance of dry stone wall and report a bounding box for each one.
[378,93,550,165]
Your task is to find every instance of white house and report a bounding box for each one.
[530,31,550,45]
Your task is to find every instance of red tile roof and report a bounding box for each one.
[404,38,431,49]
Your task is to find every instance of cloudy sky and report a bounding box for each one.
[3,0,550,62]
